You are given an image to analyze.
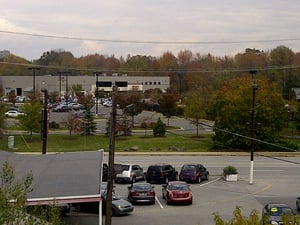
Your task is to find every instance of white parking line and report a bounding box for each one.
[199,177,222,187]
[155,196,164,209]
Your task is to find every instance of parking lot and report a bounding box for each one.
[64,154,300,225]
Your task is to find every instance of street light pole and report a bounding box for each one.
[94,72,102,117]
[249,70,258,184]
[28,67,40,98]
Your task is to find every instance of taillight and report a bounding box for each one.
[131,191,137,196]
[149,191,155,196]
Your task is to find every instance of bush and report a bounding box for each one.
[223,165,238,175]
[153,117,166,137]
[49,121,59,129]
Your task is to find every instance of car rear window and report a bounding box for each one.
[182,165,196,171]
[170,184,189,190]
[148,166,162,172]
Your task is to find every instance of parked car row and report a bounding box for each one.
[127,180,193,205]
[103,163,210,185]
[52,101,86,113]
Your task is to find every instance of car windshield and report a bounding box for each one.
[269,207,293,216]
[169,184,189,190]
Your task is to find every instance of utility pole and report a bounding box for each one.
[41,88,48,154]
[249,70,258,184]
[28,67,40,98]
[105,85,118,225]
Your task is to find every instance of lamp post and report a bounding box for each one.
[249,70,258,184]
[28,67,40,98]
[94,72,102,117]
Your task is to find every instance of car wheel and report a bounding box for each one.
[206,173,209,180]
[165,176,169,184]
[297,201,300,211]
[132,176,136,183]
[197,176,201,183]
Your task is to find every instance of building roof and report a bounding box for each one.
[0,150,104,203]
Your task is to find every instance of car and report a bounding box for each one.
[102,163,108,181]
[5,110,24,118]
[296,197,300,211]
[127,183,156,204]
[262,203,295,225]
[162,181,192,205]
[103,101,112,107]
[145,163,178,184]
[72,182,134,215]
[179,163,209,183]
[115,164,145,183]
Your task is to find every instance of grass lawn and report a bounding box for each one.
[0,133,215,153]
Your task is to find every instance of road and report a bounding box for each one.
[63,155,300,225]
[49,105,214,135]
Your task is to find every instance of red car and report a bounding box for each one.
[162,181,192,205]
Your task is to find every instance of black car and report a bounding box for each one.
[179,164,209,183]
[127,183,156,204]
[145,164,178,184]
[262,203,295,225]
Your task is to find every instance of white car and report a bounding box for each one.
[5,110,24,118]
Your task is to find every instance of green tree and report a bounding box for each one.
[207,76,286,150]
[158,93,178,120]
[184,92,206,137]
[153,117,166,137]
[19,100,43,140]
[0,102,7,138]
[0,162,63,225]
[82,109,97,135]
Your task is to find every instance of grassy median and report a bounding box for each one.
[0,133,215,153]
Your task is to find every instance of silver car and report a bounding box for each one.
[115,164,145,183]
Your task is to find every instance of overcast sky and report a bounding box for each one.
[1,0,300,61]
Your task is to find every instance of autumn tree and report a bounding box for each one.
[207,76,286,150]
[61,111,82,136]
[184,92,206,137]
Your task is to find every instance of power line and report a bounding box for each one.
[1,61,300,74]
[1,30,300,45]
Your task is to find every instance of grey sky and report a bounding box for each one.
[1,0,300,60]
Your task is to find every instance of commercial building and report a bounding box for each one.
[1,74,170,97]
